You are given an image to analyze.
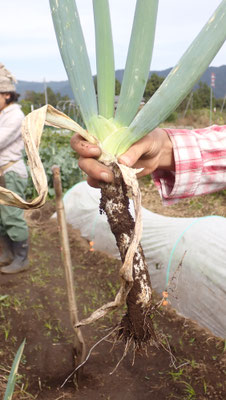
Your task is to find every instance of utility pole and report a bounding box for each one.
[209,72,215,125]
[183,92,193,118]
[220,94,226,113]
[43,77,48,105]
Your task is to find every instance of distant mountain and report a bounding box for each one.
[17,65,226,100]
[17,80,74,100]
[116,65,226,99]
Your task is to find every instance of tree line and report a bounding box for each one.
[20,73,225,116]
[143,73,224,111]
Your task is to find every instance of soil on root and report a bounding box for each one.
[0,199,225,400]
[100,164,155,347]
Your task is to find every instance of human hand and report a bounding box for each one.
[70,134,114,188]
[70,128,174,188]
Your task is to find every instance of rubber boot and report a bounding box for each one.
[0,235,13,266]
[0,239,29,274]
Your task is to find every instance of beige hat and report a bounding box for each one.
[0,63,17,92]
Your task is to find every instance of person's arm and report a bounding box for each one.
[153,125,226,204]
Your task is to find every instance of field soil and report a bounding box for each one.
[0,180,226,400]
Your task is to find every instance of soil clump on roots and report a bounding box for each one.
[100,164,159,347]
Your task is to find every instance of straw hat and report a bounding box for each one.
[0,63,17,92]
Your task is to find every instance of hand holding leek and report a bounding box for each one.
[70,128,175,187]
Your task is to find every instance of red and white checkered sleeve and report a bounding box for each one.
[152,125,226,205]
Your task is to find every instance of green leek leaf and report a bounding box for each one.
[93,0,115,122]
[115,0,159,126]
[49,0,98,132]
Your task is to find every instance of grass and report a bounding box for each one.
[168,368,184,381]
[180,381,196,399]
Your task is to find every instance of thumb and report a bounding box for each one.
[118,139,149,167]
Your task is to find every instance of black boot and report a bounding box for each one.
[0,235,13,266]
[0,239,29,274]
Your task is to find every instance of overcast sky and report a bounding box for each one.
[1,0,225,82]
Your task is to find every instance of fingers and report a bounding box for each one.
[87,177,102,188]
[78,157,114,183]
[70,134,101,158]
[71,133,114,185]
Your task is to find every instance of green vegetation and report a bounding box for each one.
[143,73,165,102]
[3,340,25,400]
[21,87,70,115]
[144,74,226,113]
[23,128,83,199]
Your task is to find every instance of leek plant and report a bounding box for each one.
[49,0,226,347]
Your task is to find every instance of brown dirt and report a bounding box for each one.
[0,187,226,400]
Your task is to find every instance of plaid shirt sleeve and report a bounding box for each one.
[152,125,226,205]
